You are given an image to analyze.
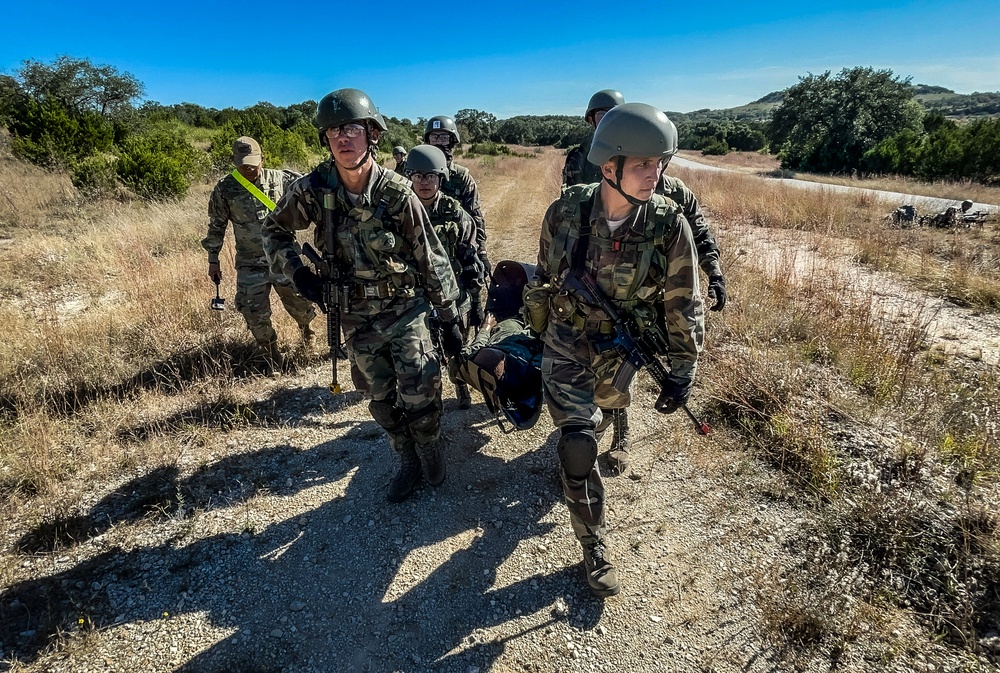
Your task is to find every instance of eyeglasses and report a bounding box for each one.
[427,132,453,143]
[326,123,367,139]
[407,172,441,183]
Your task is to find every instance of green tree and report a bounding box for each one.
[207,110,310,171]
[455,109,498,143]
[769,67,923,173]
[16,55,144,119]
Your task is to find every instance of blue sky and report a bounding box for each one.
[3,0,998,119]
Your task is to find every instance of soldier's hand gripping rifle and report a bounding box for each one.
[303,238,348,394]
[560,268,710,435]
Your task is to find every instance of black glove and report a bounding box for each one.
[441,320,465,358]
[292,267,326,313]
[654,376,692,414]
[468,301,485,329]
[707,274,727,312]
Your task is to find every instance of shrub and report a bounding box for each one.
[7,97,113,167]
[116,126,206,200]
[207,111,310,171]
[70,153,119,198]
[700,139,730,156]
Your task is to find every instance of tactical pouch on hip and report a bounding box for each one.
[522,281,553,334]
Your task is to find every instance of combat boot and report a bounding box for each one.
[582,538,620,598]
[456,381,472,410]
[416,441,446,486]
[606,408,631,474]
[387,445,422,503]
[258,338,282,365]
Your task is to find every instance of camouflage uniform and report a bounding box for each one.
[262,159,459,459]
[562,134,603,187]
[204,168,315,345]
[530,182,704,550]
[425,192,483,328]
[440,161,489,272]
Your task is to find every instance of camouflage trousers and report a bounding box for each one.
[347,299,443,451]
[541,343,629,545]
[235,265,316,345]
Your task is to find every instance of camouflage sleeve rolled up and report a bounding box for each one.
[651,214,705,382]
[396,193,461,322]
[203,180,232,264]
[261,174,321,279]
[660,175,723,279]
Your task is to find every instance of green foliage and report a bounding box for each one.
[7,97,114,167]
[700,139,730,155]
[378,116,423,155]
[207,111,310,171]
[677,119,767,153]
[494,115,590,148]
[15,55,143,120]
[116,125,206,200]
[455,109,498,143]
[464,142,535,159]
[70,153,119,198]
[769,67,923,174]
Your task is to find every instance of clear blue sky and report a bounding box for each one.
[3,0,998,119]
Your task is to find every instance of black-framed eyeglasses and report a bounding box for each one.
[427,132,453,143]
[326,123,367,139]
[407,172,441,183]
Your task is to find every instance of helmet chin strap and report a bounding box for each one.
[604,156,647,207]
[336,126,376,171]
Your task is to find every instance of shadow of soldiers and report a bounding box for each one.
[176,426,603,673]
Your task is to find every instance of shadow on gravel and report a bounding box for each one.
[3,408,601,672]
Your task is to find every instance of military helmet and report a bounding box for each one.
[585,89,625,120]
[961,199,974,210]
[424,116,461,144]
[314,88,388,133]
[404,144,449,180]
[392,145,406,155]
[486,260,535,322]
[588,103,678,166]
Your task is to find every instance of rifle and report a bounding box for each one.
[303,192,348,393]
[560,267,709,435]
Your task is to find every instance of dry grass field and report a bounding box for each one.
[1,144,999,671]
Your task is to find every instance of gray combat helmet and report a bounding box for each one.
[424,116,461,144]
[392,145,406,155]
[404,144,449,181]
[588,103,678,206]
[585,89,625,121]
[587,103,678,166]
[314,88,388,133]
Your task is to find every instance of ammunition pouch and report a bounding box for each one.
[522,281,553,333]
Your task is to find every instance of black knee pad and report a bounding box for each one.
[406,402,442,446]
[369,397,404,432]
[558,428,598,480]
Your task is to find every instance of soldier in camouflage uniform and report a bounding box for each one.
[404,144,485,410]
[563,93,726,474]
[525,103,705,597]
[204,136,316,356]
[392,145,407,173]
[261,89,463,504]
[562,89,624,187]
[424,116,492,285]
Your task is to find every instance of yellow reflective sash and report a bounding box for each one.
[230,169,276,211]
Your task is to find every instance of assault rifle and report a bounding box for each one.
[560,267,710,435]
[303,240,348,394]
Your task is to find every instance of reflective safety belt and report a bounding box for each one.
[230,169,276,211]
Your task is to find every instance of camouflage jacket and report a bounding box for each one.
[532,183,704,380]
[425,192,484,311]
[656,174,723,279]
[204,168,300,268]
[441,161,488,262]
[561,134,603,187]
[262,160,459,322]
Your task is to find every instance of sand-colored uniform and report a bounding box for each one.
[204,168,315,344]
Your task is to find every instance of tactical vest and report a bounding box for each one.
[310,167,419,302]
[547,183,679,331]
[428,195,466,277]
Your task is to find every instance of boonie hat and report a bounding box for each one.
[233,136,262,166]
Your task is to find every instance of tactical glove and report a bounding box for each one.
[707,274,727,312]
[441,320,465,358]
[292,267,327,313]
[654,376,692,415]
[468,301,485,329]
[208,262,222,283]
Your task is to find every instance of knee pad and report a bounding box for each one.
[406,403,442,446]
[558,427,598,480]
[369,397,404,432]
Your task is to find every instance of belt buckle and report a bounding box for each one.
[364,285,379,298]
